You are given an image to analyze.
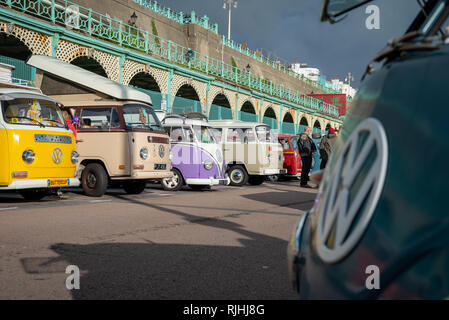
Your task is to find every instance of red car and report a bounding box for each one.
[277,134,302,179]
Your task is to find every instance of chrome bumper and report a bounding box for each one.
[0,178,80,190]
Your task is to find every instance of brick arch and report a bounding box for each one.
[239,97,257,113]
[311,117,325,131]
[209,87,235,111]
[123,65,163,92]
[56,40,119,81]
[170,75,206,111]
[0,22,52,56]
[281,108,295,124]
[261,103,280,121]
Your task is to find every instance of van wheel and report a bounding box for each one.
[161,169,183,191]
[19,189,48,201]
[81,163,108,197]
[123,181,146,194]
[248,175,265,185]
[228,165,248,186]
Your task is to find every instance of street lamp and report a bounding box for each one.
[222,0,238,41]
[129,11,138,26]
[345,72,354,87]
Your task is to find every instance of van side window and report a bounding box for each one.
[169,126,194,143]
[210,128,222,142]
[79,107,120,130]
[227,128,254,143]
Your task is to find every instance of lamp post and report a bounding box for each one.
[129,11,138,26]
[222,0,238,41]
[345,72,354,87]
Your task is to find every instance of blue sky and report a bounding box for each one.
[158,0,420,88]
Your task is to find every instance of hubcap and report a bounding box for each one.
[86,172,97,189]
[231,170,243,183]
[163,172,180,189]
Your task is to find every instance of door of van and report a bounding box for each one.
[77,106,130,177]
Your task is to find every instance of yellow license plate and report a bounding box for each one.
[48,179,69,187]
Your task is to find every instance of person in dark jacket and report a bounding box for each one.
[299,126,317,188]
[319,127,337,169]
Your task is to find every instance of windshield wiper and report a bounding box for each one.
[6,116,46,128]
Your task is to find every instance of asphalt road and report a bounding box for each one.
[0,181,317,300]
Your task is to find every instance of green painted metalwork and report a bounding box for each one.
[132,0,218,34]
[171,94,201,114]
[0,0,342,119]
[0,54,35,82]
[209,104,233,120]
[239,110,258,123]
[263,116,278,130]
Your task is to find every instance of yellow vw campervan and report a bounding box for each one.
[0,64,79,200]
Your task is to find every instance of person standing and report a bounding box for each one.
[299,126,317,188]
[319,127,336,169]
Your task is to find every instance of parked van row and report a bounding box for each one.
[0,55,293,200]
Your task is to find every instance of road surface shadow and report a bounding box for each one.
[241,190,316,211]
[20,195,300,299]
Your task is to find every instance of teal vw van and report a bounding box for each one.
[288,0,449,299]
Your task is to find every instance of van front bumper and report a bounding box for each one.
[185,176,230,186]
[263,168,287,175]
[0,178,80,190]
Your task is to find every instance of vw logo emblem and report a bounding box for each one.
[316,118,388,264]
[159,145,165,158]
[52,148,63,165]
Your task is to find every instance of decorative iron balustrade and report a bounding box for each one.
[0,0,341,118]
[132,0,218,34]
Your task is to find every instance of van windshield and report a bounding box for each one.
[2,98,65,128]
[122,104,162,131]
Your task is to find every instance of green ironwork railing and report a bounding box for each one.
[0,0,341,119]
[222,36,342,95]
[132,0,218,34]
[133,0,340,94]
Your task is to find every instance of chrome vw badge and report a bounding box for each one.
[159,145,165,158]
[316,118,388,264]
[52,148,63,164]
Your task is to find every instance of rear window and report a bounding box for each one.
[279,138,290,150]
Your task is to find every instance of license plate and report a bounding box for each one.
[48,179,69,187]
[154,164,166,170]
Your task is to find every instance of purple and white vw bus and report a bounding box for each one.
[160,113,230,191]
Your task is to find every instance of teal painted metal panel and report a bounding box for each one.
[239,110,258,123]
[209,104,233,120]
[130,86,163,110]
[171,95,202,114]
[0,55,35,82]
[263,117,278,130]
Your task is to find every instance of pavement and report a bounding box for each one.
[0,181,317,300]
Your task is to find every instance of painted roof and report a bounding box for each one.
[26,55,152,105]
[0,88,57,103]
